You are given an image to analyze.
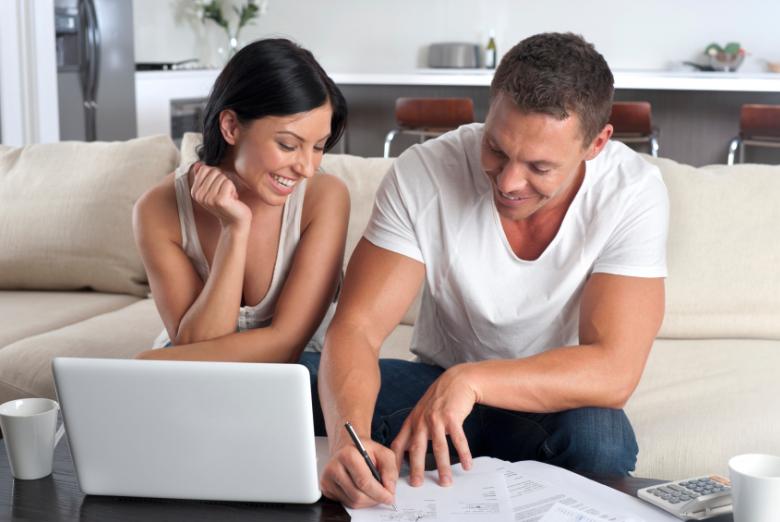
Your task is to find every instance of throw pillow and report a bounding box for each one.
[0,135,179,296]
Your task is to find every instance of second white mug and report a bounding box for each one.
[0,398,65,480]
[729,453,780,522]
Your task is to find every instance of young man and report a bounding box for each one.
[314,33,668,508]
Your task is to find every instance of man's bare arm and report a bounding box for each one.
[391,273,664,487]
[462,273,665,412]
[318,238,424,508]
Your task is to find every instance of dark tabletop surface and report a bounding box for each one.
[1,437,733,521]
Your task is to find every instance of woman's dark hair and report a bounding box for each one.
[198,38,347,165]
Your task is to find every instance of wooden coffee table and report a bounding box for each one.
[1,439,733,521]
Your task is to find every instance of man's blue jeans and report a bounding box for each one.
[298,352,638,476]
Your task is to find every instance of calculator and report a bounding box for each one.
[637,475,732,520]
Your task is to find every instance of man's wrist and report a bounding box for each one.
[451,361,484,404]
[329,418,372,451]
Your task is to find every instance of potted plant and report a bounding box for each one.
[705,42,746,72]
[195,0,268,61]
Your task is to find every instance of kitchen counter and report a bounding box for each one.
[136,68,780,137]
[333,69,780,91]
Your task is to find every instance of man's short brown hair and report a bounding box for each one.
[490,32,614,146]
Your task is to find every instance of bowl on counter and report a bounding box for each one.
[708,52,744,72]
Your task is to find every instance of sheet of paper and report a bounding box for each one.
[346,466,514,522]
[504,461,676,522]
[539,501,632,522]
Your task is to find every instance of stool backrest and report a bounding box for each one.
[395,97,475,129]
[609,101,653,136]
[740,104,780,139]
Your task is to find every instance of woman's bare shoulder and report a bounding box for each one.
[302,172,350,224]
[305,172,349,204]
[133,171,182,242]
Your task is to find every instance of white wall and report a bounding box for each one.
[134,0,780,73]
[0,0,59,146]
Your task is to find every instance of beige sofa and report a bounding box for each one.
[1,133,779,480]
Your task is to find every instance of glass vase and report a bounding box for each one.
[225,28,241,62]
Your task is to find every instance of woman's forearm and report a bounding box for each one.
[140,322,309,363]
[174,224,249,344]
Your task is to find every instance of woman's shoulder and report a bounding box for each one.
[300,172,350,227]
[133,171,181,241]
[305,172,349,205]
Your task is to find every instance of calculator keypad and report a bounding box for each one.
[644,476,730,505]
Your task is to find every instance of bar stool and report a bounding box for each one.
[383,97,475,158]
[609,101,659,157]
[727,104,780,165]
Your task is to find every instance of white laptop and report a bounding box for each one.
[52,357,322,503]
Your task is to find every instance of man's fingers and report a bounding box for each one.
[448,422,473,471]
[407,428,428,487]
[333,481,363,509]
[431,423,452,486]
[324,463,368,508]
[343,450,395,506]
[390,421,411,472]
[373,445,399,496]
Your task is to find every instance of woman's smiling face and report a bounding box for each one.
[223,102,333,206]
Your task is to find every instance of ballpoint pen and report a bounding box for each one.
[344,421,398,511]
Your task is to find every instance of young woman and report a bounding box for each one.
[133,38,348,362]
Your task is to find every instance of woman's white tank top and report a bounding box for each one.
[152,163,332,350]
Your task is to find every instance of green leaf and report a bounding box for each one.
[238,2,260,29]
[724,42,741,55]
[202,0,228,29]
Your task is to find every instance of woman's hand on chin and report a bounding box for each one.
[190,162,252,228]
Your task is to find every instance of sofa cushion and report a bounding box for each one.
[0,294,411,404]
[321,154,424,326]
[0,135,179,297]
[627,338,780,478]
[0,299,164,403]
[320,154,394,269]
[380,324,414,361]
[0,291,139,348]
[643,156,780,339]
[180,132,201,169]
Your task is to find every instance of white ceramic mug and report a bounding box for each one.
[728,453,780,522]
[0,398,65,480]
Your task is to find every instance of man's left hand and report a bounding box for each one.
[390,363,478,487]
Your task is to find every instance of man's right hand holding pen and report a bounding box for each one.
[319,422,398,509]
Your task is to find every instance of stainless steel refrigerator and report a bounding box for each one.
[55,0,137,141]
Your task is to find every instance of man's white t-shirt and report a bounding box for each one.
[363,123,669,369]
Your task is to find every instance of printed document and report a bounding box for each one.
[344,457,676,522]
[345,466,514,521]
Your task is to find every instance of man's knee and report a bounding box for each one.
[297,351,326,436]
[372,359,445,444]
[543,407,638,476]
